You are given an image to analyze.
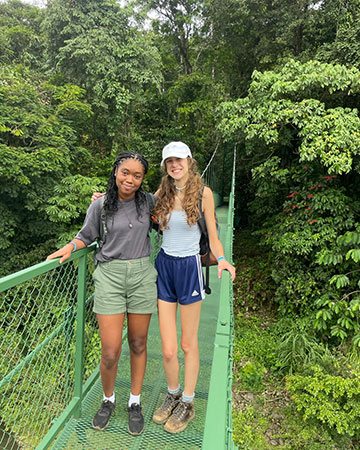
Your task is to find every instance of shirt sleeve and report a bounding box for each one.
[75,199,101,246]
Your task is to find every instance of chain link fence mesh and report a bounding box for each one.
[0,255,98,450]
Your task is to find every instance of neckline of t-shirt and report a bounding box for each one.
[117,197,135,204]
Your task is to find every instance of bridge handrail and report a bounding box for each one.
[202,145,237,449]
[0,243,97,294]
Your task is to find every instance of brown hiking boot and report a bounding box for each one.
[164,399,195,434]
[153,391,181,424]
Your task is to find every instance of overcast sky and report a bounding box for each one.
[29,0,46,5]
[0,0,47,6]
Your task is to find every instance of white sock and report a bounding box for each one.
[103,392,115,404]
[128,392,141,407]
[182,392,195,403]
[168,385,181,395]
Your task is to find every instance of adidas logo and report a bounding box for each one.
[191,290,199,296]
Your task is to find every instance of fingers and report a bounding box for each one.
[59,254,70,264]
[46,250,62,260]
[91,192,105,203]
[217,261,236,281]
[46,249,71,264]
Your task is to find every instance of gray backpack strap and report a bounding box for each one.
[93,195,106,267]
[145,192,159,233]
[98,195,107,247]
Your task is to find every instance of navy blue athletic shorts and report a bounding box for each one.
[155,249,205,305]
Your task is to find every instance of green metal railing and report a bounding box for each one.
[202,145,237,450]
[0,145,237,450]
[0,245,98,450]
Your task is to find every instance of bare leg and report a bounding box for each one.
[180,301,202,397]
[97,313,126,397]
[158,300,179,390]
[127,313,152,395]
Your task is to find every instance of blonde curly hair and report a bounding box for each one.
[153,158,204,230]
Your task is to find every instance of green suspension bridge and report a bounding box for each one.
[0,145,237,450]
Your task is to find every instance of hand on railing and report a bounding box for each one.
[91,192,105,203]
[217,258,236,281]
[46,239,86,264]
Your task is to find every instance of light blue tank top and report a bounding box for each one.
[162,210,201,257]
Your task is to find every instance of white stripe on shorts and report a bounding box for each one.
[195,254,206,299]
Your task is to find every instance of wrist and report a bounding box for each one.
[217,256,226,262]
[69,241,77,252]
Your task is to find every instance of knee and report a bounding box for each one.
[129,337,147,356]
[101,347,121,369]
[181,339,197,355]
[162,345,178,361]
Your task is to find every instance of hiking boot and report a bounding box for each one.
[153,391,182,424]
[164,399,195,434]
[92,400,116,430]
[127,403,144,435]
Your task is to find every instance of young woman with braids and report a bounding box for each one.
[47,152,157,436]
[151,142,236,434]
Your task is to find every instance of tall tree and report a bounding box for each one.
[316,0,360,68]
[204,0,324,97]
[137,0,206,75]
[0,66,93,274]
[0,0,45,68]
[43,0,163,151]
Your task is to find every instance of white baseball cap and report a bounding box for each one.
[161,141,192,165]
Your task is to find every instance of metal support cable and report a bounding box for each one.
[200,138,220,179]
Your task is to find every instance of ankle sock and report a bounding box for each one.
[182,392,194,403]
[168,385,181,395]
[103,392,115,404]
[128,392,141,407]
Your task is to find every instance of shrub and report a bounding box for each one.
[286,365,360,437]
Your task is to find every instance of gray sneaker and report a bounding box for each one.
[153,391,181,424]
[92,400,116,430]
[164,399,195,434]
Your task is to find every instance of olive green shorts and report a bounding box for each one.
[93,257,158,315]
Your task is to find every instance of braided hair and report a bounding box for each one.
[104,151,149,219]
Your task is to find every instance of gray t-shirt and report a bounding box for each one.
[75,194,156,263]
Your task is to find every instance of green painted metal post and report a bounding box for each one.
[63,307,74,404]
[73,254,88,419]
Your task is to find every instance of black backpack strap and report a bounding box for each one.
[204,252,211,295]
[198,189,211,295]
[198,191,207,235]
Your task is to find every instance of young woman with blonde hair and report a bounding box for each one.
[152,141,236,434]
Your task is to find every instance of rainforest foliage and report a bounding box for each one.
[1,0,360,446]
